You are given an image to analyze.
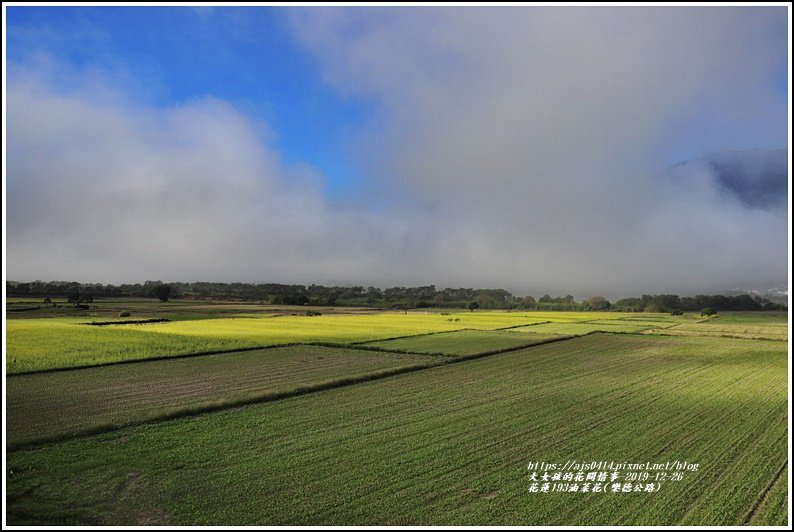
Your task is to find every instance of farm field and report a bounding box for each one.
[6,345,444,449]
[362,329,566,355]
[708,311,789,324]
[5,310,634,373]
[651,327,787,341]
[5,331,788,525]
[576,318,679,328]
[6,318,259,374]
[642,317,788,341]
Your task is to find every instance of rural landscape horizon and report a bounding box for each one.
[3,4,790,528]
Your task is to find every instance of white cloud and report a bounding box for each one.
[6,62,415,285]
[6,7,789,298]
[285,7,788,296]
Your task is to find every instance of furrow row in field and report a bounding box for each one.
[598,389,785,524]
[224,336,784,524]
[250,335,669,444]
[451,348,781,524]
[746,463,788,525]
[6,332,787,525]
[677,409,787,524]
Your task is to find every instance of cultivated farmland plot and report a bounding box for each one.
[709,311,789,324]
[4,310,789,525]
[643,322,787,341]
[6,346,444,449]
[360,329,567,356]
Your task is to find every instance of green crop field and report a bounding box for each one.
[643,321,787,341]
[708,311,789,324]
[6,345,444,449]
[5,333,787,525]
[361,329,566,355]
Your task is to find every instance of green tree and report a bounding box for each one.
[587,296,611,311]
[67,291,92,308]
[154,285,172,302]
[468,301,480,312]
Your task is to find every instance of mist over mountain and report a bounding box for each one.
[668,149,787,210]
[725,284,788,307]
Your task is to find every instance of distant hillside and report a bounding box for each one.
[669,148,787,209]
[5,280,786,311]
[725,285,788,307]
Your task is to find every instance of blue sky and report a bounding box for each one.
[4,6,789,295]
[6,6,375,202]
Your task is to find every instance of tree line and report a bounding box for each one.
[5,280,785,312]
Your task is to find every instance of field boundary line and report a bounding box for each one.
[578,319,680,331]
[339,333,577,359]
[348,328,472,345]
[492,321,551,330]
[351,323,556,345]
[81,318,173,326]
[308,342,455,357]
[742,459,788,524]
[437,333,578,364]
